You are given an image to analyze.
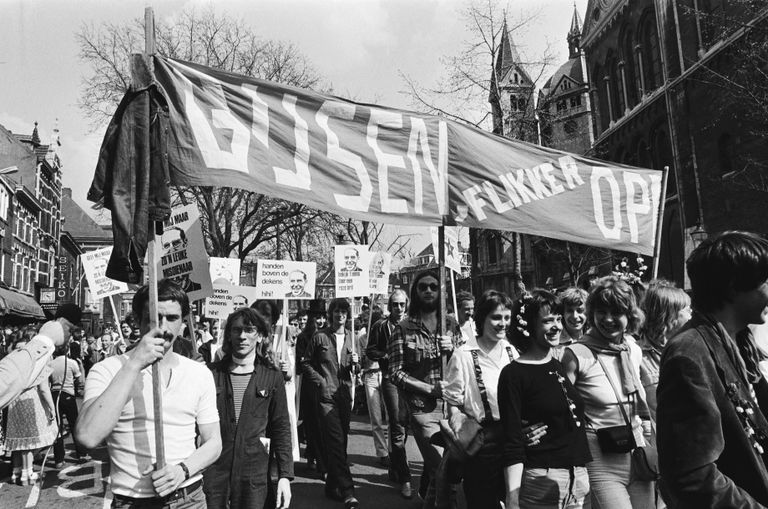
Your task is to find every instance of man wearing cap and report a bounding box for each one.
[77,279,221,507]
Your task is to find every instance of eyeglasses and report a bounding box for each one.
[417,283,439,292]
[231,326,259,335]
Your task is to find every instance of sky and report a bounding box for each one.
[0,0,588,257]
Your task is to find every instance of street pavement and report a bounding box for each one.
[0,414,466,509]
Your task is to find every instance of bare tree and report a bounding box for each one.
[78,7,329,260]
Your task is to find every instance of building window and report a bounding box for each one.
[570,95,582,108]
[622,29,638,106]
[0,187,7,221]
[518,98,526,111]
[486,235,499,265]
[556,100,567,112]
[510,94,518,111]
[641,13,662,91]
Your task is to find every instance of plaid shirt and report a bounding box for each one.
[388,315,459,411]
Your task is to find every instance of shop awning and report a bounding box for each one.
[0,288,46,320]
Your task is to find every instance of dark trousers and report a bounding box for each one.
[461,423,505,509]
[301,381,326,474]
[317,391,354,497]
[53,391,86,463]
[382,377,411,482]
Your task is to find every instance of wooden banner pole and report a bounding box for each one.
[651,166,669,280]
[450,270,458,323]
[438,224,447,381]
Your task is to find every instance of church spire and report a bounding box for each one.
[31,121,40,146]
[568,4,583,58]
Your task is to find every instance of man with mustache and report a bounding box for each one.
[77,279,222,507]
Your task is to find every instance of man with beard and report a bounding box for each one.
[389,270,459,508]
[301,298,360,509]
[77,279,221,506]
[366,289,413,498]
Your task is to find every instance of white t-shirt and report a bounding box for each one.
[84,353,219,497]
[335,333,345,363]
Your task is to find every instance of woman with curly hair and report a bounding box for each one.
[203,307,293,509]
[638,280,691,420]
[499,289,591,509]
[561,276,655,508]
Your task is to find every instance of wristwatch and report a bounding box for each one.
[179,462,190,480]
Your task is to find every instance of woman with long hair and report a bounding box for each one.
[5,327,58,484]
[638,280,691,420]
[561,276,655,508]
[500,289,591,509]
[203,307,293,509]
[443,289,518,508]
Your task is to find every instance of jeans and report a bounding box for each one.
[585,432,654,509]
[520,466,590,509]
[411,407,455,509]
[382,377,411,482]
[53,391,87,463]
[363,370,388,458]
[111,485,206,509]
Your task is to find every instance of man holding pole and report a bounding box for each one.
[300,297,360,509]
[389,270,459,509]
[366,289,413,498]
[76,279,222,507]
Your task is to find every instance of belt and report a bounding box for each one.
[113,479,202,504]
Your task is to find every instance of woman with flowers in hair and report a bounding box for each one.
[499,289,591,509]
[561,276,654,508]
[442,289,518,508]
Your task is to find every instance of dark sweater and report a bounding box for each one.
[498,358,591,469]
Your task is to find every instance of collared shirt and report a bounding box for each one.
[443,340,517,422]
[388,315,460,392]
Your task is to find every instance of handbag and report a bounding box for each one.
[593,351,659,481]
[439,346,516,461]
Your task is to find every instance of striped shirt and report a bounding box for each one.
[230,372,252,424]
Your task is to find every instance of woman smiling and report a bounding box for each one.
[443,289,518,508]
[499,289,591,509]
[561,276,655,508]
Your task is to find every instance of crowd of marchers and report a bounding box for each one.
[1,230,768,509]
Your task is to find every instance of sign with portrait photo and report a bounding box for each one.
[157,203,213,301]
[255,260,317,300]
[209,257,241,286]
[368,251,392,294]
[204,284,259,319]
[335,245,370,298]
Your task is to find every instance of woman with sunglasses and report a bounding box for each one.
[203,307,293,509]
[561,276,654,509]
[499,290,591,509]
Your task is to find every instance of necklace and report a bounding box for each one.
[548,369,582,428]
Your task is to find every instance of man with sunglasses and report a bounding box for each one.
[366,289,413,498]
[389,270,460,508]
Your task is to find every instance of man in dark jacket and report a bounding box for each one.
[204,307,293,508]
[658,231,768,508]
[301,298,360,509]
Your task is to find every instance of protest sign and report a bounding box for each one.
[335,245,370,298]
[81,247,129,300]
[210,257,241,285]
[256,260,317,299]
[368,251,392,294]
[204,284,259,319]
[430,226,463,274]
[157,204,213,301]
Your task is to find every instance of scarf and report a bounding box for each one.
[704,313,764,387]
[581,334,640,395]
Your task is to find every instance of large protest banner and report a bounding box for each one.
[255,260,317,300]
[90,55,664,283]
[157,204,213,301]
[81,247,129,299]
